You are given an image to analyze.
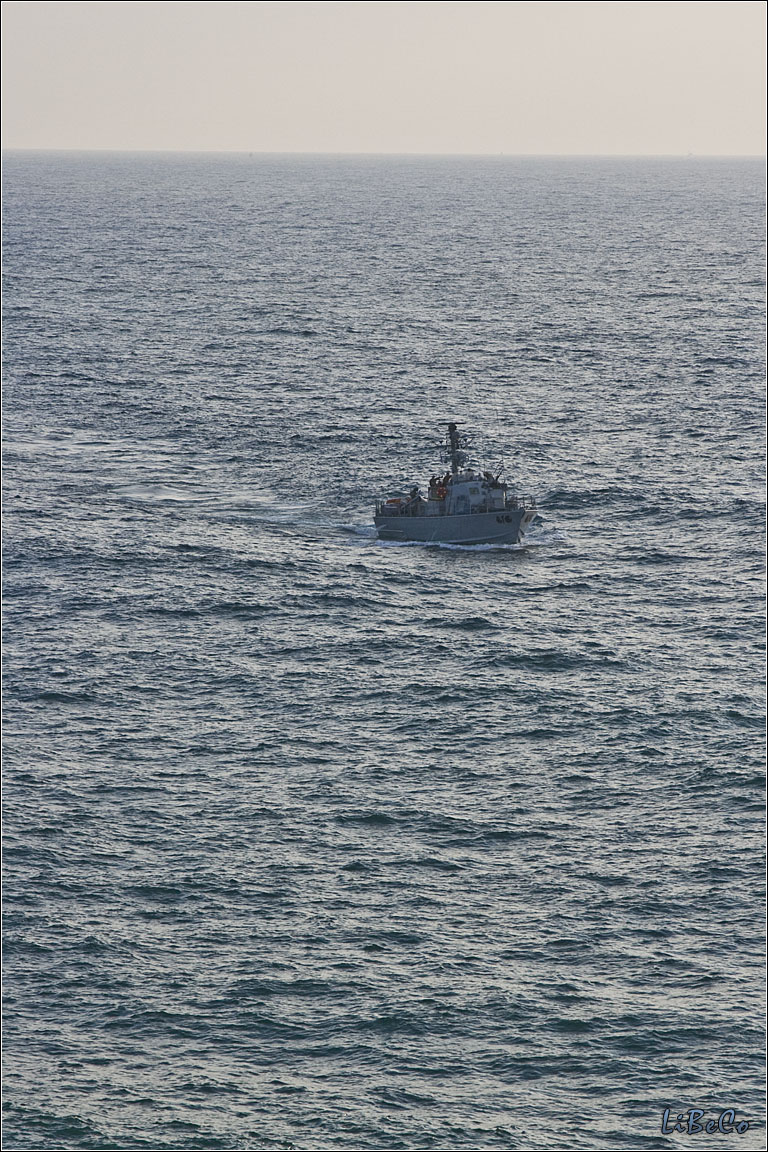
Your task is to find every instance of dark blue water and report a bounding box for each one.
[2,152,765,1151]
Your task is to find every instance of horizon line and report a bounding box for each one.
[2,147,765,160]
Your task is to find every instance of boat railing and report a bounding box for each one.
[377,494,536,517]
[506,494,536,510]
[379,502,456,517]
[375,499,429,517]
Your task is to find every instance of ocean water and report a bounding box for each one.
[2,152,765,1151]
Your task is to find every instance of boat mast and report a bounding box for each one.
[447,422,462,476]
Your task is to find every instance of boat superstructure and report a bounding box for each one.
[374,422,537,545]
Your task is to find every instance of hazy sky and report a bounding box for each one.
[2,1,765,154]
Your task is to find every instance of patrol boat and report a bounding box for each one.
[374,422,537,545]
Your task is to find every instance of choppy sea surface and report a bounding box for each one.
[2,153,765,1151]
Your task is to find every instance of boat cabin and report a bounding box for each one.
[377,470,519,519]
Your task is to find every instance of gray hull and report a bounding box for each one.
[374,507,535,545]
